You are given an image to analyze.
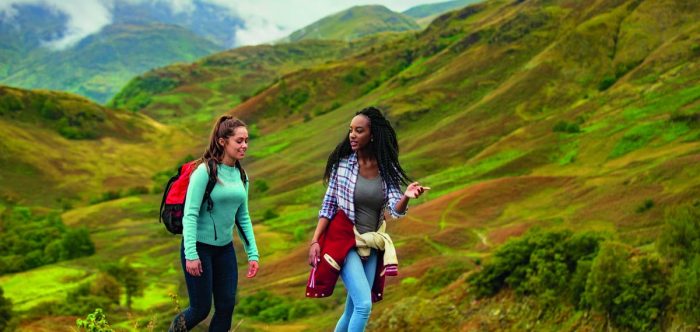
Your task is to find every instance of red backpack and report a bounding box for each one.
[159,159,250,246]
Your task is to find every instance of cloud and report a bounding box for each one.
[204,0,451,46]
[0,0,452,49]
[1,0,113,50]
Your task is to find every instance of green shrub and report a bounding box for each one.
[658,203,700,264]
[553,120,581,133]
[635,198,654,213]
[262,209,279,221]
[0,208,94,274]
[469,230,604,301]
[253,179,269,193]
[76,308,114,332]
[0,287,12,332]
[669,255,700,325]
[237,291,324,322]
[583,243,668,331]
[599,76,617,91]
[125,186,149,196]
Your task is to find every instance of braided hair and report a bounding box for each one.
[324,106,411,189]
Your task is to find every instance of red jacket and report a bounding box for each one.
[306,210,386,302]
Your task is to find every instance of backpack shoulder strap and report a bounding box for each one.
[203,159,217,212]
[234,160,251,247]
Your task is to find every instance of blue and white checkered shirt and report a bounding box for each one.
[319,152,407,223]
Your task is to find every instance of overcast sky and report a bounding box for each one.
[0,0,450,49]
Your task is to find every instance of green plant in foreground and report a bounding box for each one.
[76,308,113,332]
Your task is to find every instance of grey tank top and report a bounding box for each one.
[354,174,384,234]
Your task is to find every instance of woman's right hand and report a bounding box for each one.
[308,242,320,267]
[186,259,203,277]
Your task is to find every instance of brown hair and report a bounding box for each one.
[197,115,247,179]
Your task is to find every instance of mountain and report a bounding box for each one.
[0,1,242,103]
[110,0,245,47]
[1,22,222,104]
[0,85,193,207]
[286,5,421,42]
[403,0,484,19]
[3,0,700,330]
[108,37,396,133]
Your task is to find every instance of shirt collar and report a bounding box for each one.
[348,152,358,165]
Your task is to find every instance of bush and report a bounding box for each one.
[469,230,604,301]
[0,287,12,332]
[76,308,114,332]
[598,76,617,91]
[636,199,654,213]
[125,186,149,196]
[669,255,700,325]
[0,207,94,274]
[262,209,279,221]
[583,243,668,331]
[237,291,324,322]
[553,120,581,133]
[253,179,269,193]
[658,203,700,264]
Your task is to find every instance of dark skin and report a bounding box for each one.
[308,115,429,266]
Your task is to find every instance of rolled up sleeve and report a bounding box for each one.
[318,166,339,220]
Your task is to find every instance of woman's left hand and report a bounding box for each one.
[247,260,259,278]
[404,182,430,199]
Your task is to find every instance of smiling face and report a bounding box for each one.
[349,115,371,151]
[219,126,249,163]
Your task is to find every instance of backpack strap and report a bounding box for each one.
[234,161,251,247]
[203,159,218,212]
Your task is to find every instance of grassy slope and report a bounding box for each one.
[2,23,222,104]
[403,0,484,19]
[108,39,391,137]
[228,0,700,329]
[286,5,421,43]
[0,85,194,206]
[3,0,700,330]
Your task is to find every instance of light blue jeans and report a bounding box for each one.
[335,249,378,332]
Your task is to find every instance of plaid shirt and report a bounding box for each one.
[319,152,407,223]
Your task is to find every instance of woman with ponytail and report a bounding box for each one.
[170,115,259,332]
[307,106,428,331]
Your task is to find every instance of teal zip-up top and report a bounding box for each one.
[182,162,259,262]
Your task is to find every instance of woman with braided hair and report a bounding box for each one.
[307,106,429,331]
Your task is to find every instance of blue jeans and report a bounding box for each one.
[335,249,378,332]
[170,241,238,332]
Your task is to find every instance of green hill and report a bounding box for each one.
[0,85,193,207]
[403,0,483,19]
[108,38,394,134]
[1,23,222,104]
[2,0,700,330]
[286,5,421,42]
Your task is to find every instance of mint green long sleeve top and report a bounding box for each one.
[182,162,259,262]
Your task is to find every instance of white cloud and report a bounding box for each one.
[203,0,450,46]
[1,0,113,50]
[1,0,453,49]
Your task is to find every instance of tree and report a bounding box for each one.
[103,262,144,309]
[0,287,12,332]
[658,203,700,264]
[61,228,96,259]
[583,242,629,314]
[669,255,700,325]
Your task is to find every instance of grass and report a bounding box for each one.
[5,0,700,330]
[0,265,90,311]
